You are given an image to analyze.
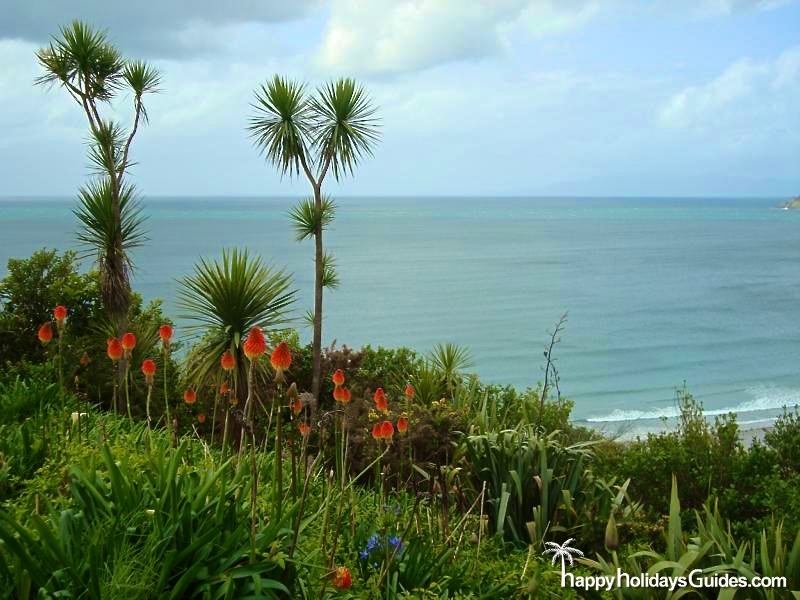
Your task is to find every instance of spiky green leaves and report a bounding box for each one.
[123,61,161,123]
[35,21,160,125]
[87,120,126,176]
[248,76,311,178]
[288,196,336,241]
[35,21,124,102]
[321,253,340,290]
[248,76,380,185]
[74,179,147,318]
[309,78,380,180]
[177,250,297,388]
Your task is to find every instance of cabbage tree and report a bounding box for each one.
[248,76,379,399]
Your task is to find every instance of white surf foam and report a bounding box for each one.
[585,386,800,423]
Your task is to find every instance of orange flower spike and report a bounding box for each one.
[371,422,382,440]
[80,351,91,366]
[373,387,388,412]
[291,398,303,416]
[141,359,156,385]
[404,383,415,399]
[332,369,345,387]
[332,566,352,590]
[220,382,230,395]
[397,415,409,434]
[158,324,173,348]
[38,322,53,345]
[298,422,311,437]
[333,386,346,403]
[53,305,67,329]
[380,420,394,441]
[121,332,137,357]
[197,413,206,424]
[341,388,352,403]
[107,338,123,361]
[242,326,266,360]
[270,341,292,372]
[220,350,236,371]
[183,388,197,404]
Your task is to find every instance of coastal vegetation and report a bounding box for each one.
[1,20,799,600]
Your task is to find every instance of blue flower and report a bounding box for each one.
[388,535,402,549]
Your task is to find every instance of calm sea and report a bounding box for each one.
[2,196,798,436]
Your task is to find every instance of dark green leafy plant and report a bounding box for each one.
[0,442,295,599]
[178,248,297,403]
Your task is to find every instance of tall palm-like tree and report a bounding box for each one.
[36,21,160,330]
[248,76,380,400]
[178,249,297,403]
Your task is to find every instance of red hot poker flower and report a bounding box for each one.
[332,566,352,590]
[220,382,230,395]
[107,338,123,361]
[371,422,382,440]
[141,359,156,385]
[404,384,415,399]
[333,386,346,403]
[53,305,67,329]
[373,388,388,412]
[197,413,206,423]
[341,388,351,404]
[220,350,236,371]
[270,341,292,373]
[243,326,266,360]
[380,420,394,441]
[397,415,409,434]
[332,369,345,387]
[38,322,53,345]
[158,324,173,348]
[80,351,91,366]
[183,388,197,404]
[121,332,137,356]
[298,422,311,437]
[292,398,303,416]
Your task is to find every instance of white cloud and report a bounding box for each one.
[315,0,601,75]
[659,46,800,134]
[691,0,795,16]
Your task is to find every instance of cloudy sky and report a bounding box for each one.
[1,0,798,197]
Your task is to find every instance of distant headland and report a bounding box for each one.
[781,196,800,209]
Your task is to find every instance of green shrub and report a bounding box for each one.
[0,249,100,367]
[597,388,744,517]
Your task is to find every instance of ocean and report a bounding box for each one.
[2,196,798,437]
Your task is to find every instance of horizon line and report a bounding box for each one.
[0,193,791,200]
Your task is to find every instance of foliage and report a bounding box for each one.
[584,476,800,599]
[178,248,297,399]
[74,178,147,317]
[0,442,294,599]
[0,249,99,365]
[464,428,623,548]
[35,20,160,325]
[595,388,744,516]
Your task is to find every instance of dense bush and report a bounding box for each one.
[594,389,743,516]
[0,249,99,367]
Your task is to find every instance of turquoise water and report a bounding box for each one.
[2,196,799,434]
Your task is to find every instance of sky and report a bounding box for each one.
[0,0,798,198]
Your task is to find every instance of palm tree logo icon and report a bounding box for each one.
[543,538,584,577]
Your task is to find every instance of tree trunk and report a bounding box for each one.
[311,184,324,401]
